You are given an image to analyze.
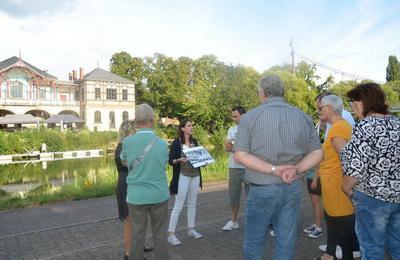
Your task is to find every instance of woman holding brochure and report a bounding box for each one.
[167,119,204,246]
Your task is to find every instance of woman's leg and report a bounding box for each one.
[310,193,323,228]
[337,214,354,260]
[124,216,131,256]
[168,174,190,233]
[325,213,338,257]
[186,175,200,228]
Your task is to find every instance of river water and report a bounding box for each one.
[0,156,116,194]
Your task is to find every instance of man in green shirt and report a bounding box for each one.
[121,103,170,260]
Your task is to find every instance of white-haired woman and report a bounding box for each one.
[316,95,357,260]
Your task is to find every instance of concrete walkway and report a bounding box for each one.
[0,182,327,259]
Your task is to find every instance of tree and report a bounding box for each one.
[296,61,320,88]
[386,55,400,82]
[110,52,134,80]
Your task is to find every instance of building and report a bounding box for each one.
[0,56,135,131]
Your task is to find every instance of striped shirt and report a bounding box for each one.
[233,97,321,185]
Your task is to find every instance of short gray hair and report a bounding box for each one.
[118,120,136,143]
[135,103,154,124]
[258,75,285,97]
[320,95,343,115]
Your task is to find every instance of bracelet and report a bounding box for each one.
[295,167,300,175]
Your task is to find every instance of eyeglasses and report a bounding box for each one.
[348,99,357,105]
[317,105,329,111]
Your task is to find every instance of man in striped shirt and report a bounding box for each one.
[234,75,323,260]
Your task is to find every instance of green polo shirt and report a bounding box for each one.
[120,128,169,205]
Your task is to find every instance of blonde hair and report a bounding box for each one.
[118,120,136,143]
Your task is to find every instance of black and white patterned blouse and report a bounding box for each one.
[340,115,400,203]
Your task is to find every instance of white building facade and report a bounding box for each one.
[0,56,135,131]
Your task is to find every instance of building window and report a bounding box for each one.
[109,111,115,129]
[106,89,117,100]
[95,88,101,100]
[122,89,128,100]
[94,111,101,123]
[122,111,129,121]
[10,81,23,98]
[39,88,47,99]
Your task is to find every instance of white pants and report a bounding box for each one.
[168,174,200,232]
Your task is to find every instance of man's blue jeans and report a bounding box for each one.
[352,191,400,260]
[244,180,303,260]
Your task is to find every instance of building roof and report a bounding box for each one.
[45,114,85,124]
[0,114,41,124]
[0,56,57,79]
[83,68,134,84]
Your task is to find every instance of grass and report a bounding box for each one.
[0,153,229,211]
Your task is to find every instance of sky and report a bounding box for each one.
[1,0,399,83]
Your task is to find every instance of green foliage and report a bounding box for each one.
[209,127,227,154]
[192,125,210,147]
[386,55,400,82]
[0,129,117,155]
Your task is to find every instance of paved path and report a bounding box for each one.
[0,182,327,260]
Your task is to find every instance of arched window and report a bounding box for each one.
[122,111,129,121]
[10,81,23,98]
[94,111,101,123]
[109,111,115,129]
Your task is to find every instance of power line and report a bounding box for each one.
[294,51,384,84]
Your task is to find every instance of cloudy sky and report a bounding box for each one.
[1,0,399,82]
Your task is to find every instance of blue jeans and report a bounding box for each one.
[244,180,303,260]
[352,191,400,260]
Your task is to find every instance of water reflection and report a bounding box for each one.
[0,156,116,194]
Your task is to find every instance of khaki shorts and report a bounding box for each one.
[229,168,249,208]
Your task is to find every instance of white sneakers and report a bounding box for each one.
[188,229,203,239]
[167,235,181,246]
[222,220,239,231]
[318,244,362,259]
[168,229,203,246]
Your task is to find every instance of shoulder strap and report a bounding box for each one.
[129,137,157,172]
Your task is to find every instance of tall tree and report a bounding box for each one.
[296,61,320,88]
[386,55,400,82]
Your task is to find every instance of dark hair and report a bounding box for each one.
[315,91,333,102]
[177,119,194,144]
[231,106,246,115]
[347,82,388,117]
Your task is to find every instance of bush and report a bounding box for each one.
[193,125,210,146]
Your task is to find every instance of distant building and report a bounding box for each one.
[0,56,135,131]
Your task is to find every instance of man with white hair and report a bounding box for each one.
[121,103,170,260]
[234,75,324,260]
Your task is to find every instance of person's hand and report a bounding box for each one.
[342,175,357,199]
[276,165,299,184]
[311,178,318,190]
[179,158,188,163]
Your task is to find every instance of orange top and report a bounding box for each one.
[319,119,354,216]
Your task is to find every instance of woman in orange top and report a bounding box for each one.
[316,95,357,260]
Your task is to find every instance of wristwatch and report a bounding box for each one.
[271,165,276,175]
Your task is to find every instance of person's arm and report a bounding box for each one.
[120,142,128,167]
[331,137,348,154]
[168,139,187,166]
[234,151,295,179]
[340,122,371,197]
[225,138,234,152]
[342,175,357,198]
[310,166,319,189]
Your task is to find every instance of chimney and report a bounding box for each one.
[79,67,84,80]
[68,72,72,81]
[72,70,77,81]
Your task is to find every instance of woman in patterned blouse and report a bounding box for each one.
[340,82,400,260]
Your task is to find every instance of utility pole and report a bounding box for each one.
[290,39,295,75]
